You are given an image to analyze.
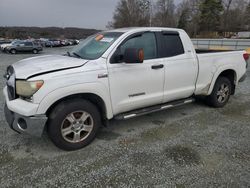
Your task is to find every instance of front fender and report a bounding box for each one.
[36,82,113,119]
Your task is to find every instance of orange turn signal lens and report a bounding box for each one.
[139,49,144,62]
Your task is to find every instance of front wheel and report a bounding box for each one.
[48,99,101,151]
[10,49,17,54]
[32,49,38,54]
[206,77,232,108]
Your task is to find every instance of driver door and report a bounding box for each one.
[107,32,165,115]
[16,42,25,51]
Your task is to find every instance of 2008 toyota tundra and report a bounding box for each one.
[3,27,249,150]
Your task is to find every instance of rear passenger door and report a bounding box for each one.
[23,42,33,51]
[157,31,198,102]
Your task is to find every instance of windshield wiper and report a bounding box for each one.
[72,52,83,59]
[66,51,71,57]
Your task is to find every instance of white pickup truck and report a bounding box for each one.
[3,27,249,150]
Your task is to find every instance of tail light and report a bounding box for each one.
[243,53,249,61]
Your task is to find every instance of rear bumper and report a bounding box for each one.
[4,104,47,137]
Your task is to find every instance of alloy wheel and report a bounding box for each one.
[61,111,94,143]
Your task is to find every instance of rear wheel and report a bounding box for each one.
[206,77,232,108]
[48,99,101,151]
[10,49,16,54]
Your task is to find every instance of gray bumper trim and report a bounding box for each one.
[4,104,47,137]
[239,74,247,82]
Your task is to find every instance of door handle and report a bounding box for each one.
[151,64,164,70]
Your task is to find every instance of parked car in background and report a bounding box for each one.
[5,41,43,54]
[0,39,11,45]
[37,38,49,47]
[1,40,21,52]
[60,39,70,46]
[45,40,53,47]
[70,39,80,45]
[1,43,11,52]
[45,39,61,47]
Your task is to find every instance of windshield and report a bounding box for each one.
[70,32,123,60]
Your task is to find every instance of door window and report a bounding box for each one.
[18,42,25,47]
[120,32,157,60]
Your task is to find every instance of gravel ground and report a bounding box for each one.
[0,47,249,188]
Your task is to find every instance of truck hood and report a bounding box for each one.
[12,55,89,79]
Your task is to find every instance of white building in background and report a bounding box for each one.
[237,32,250,38]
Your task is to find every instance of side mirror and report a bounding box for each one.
[124,48,144,64]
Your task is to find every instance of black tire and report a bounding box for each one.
[32,49,38,54]
[206,77,232,108]
[10,49,17,54]
[47,99,101,151]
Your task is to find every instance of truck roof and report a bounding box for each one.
[106,27,184,33]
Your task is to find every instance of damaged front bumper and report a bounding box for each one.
[3,87,47,137]
[4,104,47,137]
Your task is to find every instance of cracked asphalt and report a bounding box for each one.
[0,47,249,187]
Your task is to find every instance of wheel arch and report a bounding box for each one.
[45,93,108,123]
[36,82,114,120]
[208,69,237,95]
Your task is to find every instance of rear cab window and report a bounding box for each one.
[157,31,185,58]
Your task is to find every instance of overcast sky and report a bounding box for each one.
[0,0,182,29]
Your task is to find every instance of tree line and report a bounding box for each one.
[0,27,99,39]
[108,0,250,38]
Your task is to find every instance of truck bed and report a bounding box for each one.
[194,49,246,96]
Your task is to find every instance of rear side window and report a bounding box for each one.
[161,33,184,57]
[24,42,33,46]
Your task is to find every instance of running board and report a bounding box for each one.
[114,98,195,120]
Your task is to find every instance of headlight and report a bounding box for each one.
[16,80,44,97]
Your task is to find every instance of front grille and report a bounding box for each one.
[7,84,15,100]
